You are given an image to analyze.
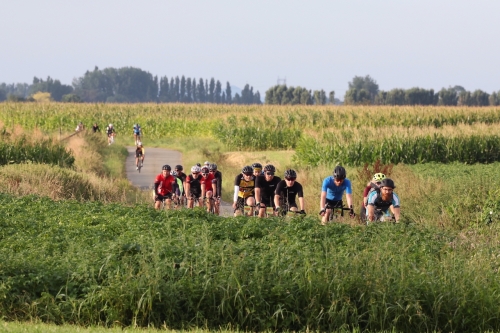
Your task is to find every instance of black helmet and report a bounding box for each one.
[380,178,396,189]
[242,165,253,174]
[284,169,297,178]
[252,162,262,170]
[201,167,209,174]
[175,164,183,171]
[196,163,201,167]
[333,166,346,179]
[208,163,217,171]
[162,164,171,171]
[263,164,276,173]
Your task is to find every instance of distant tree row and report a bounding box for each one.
[265,85,335,105]
[344,75,500,106]
[158,76,260,104]
[0,66,261,104]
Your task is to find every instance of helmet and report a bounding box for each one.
[175,164,183,171]
[133,124,137,128]
[171,171,178,176]
[333,166,346,179]
[263,164,276,173]
[201,167,209,174]
[162,164,171,171]
[380,178,396,189]
[242,165,253,174]
[196,163,201,167]
[252,162,262,170]
[372,173,386,182]
[204,161,210,165]
[191,165,201,173]
[284,169,297,178]
[137,141,142,146]
[208,163,217,171]
[109,124,113,127]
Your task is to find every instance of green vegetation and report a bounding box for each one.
[2,193,500,332]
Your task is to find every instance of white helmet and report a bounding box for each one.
[191,165,201,173]
[109,124,113,127]
[137,141,142,146]
[204,161,210,165]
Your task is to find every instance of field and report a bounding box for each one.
[1,102,500,332]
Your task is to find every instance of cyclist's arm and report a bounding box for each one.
[391,206,401,222]
[298,196,305,211]
[254,187,261,204]
[345,193,353,209]
[201,182,207,199]
[367,204,375,221]
[320,191,327,210]
[154,182,160,196]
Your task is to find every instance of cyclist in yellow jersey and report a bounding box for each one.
[135,142,145,170]
[233,165,256,216]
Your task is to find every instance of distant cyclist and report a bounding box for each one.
[185,165,203,208]
[133,124,142,145]
[209,163,222,215]
[135,142,145,170]
[171,171,184,207]
[233,166,256,216]
[106,124,115,145]
[200,166,217,213]
[92,123,100,133]
[366,178,401,223]
[255,164,281,217]
[154,165,177,210]
[252,162,263,177]
[274,169,305,215]
[174,165,187,205]
[320,165,355,224]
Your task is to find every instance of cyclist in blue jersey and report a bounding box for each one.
[366,178,400,223]
[133,124,142,145]
[320,165,355,224]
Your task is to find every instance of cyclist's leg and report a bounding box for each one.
[154,195,164,210]
[234,197,244,217]
[214,197,220,215]
[205,190,213,212]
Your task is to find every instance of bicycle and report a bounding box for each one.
[320,202,352,224]
[366,208,395,225]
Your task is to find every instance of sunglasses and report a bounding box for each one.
[285,177,296,181]
[209,170,216,173]
[265,172,274,176]
[192,172,199,175]
[334,178,344,182]
[243,172,252,176]
[202,173,208,176]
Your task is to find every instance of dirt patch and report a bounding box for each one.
[224,151,295,170]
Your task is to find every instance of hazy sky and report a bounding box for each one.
[2,0,499,98]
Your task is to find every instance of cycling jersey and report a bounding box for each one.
[233,174,255,200]
[154,174,176,196]
[186,174,203,196]
[275,180,303,206]
[200,173,216,192]
[367,190,400,212]
[135,147,144,157]
[321,176,352,201]
[106,126,115,136]
[255,175,282,204]
[211,170,222,197]
[133,126,141,135]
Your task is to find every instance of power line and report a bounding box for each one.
[277,76,286,85]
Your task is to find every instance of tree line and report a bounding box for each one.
[0,66,262,105]
[264,85,336,105]
[344,75,500,106]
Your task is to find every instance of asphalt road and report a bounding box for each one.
[125,147,233,216]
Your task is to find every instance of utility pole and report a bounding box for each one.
[277,76,287,85]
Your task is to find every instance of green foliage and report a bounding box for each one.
[30,76,73,102]
[0,134,74,167]
[265,85,313,105]
[294,133,500,167]
[344,75,379,104]
[3,193,500,332]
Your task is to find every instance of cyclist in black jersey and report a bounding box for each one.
[255,164,281,217]
[233,165,256,216]
[274,169,306,215]
[209,163,222,215]
[185,165,204,208]
[174,164,187,205]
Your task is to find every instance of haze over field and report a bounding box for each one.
[1,0,499,97]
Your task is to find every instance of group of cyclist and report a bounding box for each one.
[152,161,400,223]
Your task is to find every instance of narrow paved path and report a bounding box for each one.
[125,147,233,216]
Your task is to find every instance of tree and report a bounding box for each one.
[0,89,6,102]
[158,76,170,102]
[344,75,379,104]
[215,80,222,104]
[180,76,186,102]
[438,87,458,106]
[314,90,326,105]
[329,91,335,104]
[186,77,192,103]
[198,78,205,102]
[30,76,73,101]
[209,78,216,103]
[191,78,197,102]
[225,82,232,104]
[489,91,500,106]
[61,94,82,103]
[471,90,489,106]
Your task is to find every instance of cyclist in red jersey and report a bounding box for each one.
[200,166,217,212]
[154,164,177,210]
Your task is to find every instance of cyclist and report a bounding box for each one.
[106,124,115,145]
[274,169,305,215]
[203,161,210,168]
[174,165,187,206]
[209,163,222,215]
[233,165,256,216]
[252,162,263,177]
[154,165,177,210]
[92,123,100,133]
[133,124,142,145]
[366,178,400,223]
[361,173,386,220]
[199,166,216,212]
[135,142,145,170]
[255,164,282,217]
[320,165,355,224]
[185,165,203,208]
[171,171,184,207]
[75,122,84,132]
